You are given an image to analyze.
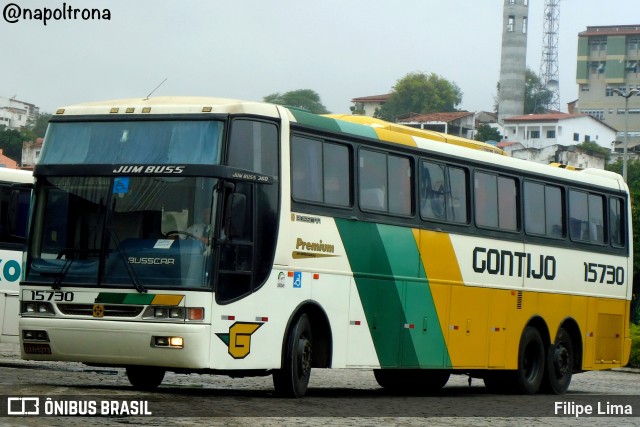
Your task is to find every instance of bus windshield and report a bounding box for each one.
[27,176,217,290]
[41,120,224,165]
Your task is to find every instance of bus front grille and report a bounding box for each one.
[57,304,143,317]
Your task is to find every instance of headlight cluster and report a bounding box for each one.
[141,306,204,321]
[151,336,184,349]
[21,302,55,316]
[22,330,49,341]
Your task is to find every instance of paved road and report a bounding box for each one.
[0,343,638,426]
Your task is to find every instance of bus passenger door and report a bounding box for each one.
[215,182,254,303]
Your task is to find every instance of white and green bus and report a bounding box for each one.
[0,167,31,343]
[20,97,632,397]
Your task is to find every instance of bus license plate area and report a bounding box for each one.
[23,343,52,354]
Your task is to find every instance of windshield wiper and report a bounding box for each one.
[51,257,73,291]
[108,226,147,294]
[41,248,101,290]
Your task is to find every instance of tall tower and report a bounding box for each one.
[498,0,529,124]
[539,0,561,112]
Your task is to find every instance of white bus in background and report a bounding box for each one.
[0,168,32,343]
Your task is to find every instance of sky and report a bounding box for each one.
[1,0,638,115]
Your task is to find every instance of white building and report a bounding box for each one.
[0,96,39,130]
[22,138,43,170]
[350,94,390,117]
[509,144,606,170]
[398,112,477,139]
[502,113,617,150]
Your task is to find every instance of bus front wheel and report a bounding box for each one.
[273,313,313,398]
[126,366,165,391]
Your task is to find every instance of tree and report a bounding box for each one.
[263,89,330,114]
[607,158,640,324]
[30,113,51,138]
[494,68,554,115]
[376,72,463,122]
[524,69,554,114]
[0,129,25,161]
[475,123,502,143]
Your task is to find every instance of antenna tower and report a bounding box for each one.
[539,0,561,112]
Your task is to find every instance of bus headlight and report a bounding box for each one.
[151,336,184,349]
[23,330,50,342]
[142,306,204,321]
[21,302,55,316]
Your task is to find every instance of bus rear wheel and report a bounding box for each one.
[514,326,545,394]
[541,328,573,394]
[273,313,313,398]
[126,366,165,391]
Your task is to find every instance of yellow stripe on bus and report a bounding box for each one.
[151,295,184,306]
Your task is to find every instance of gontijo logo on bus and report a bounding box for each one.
[216,322,263,359]
[292,237,337,259]
[472,246,557,280]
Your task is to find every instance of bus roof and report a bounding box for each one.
[51,97,626,193]
[324,114,506,155]
[0,168,32,184]
[53,97,282,118]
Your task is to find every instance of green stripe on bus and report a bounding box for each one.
[95,293,155,305]
[333,120,379,139]
[289,109,343,133]
[336,219,451,368]
[290,108,381,140]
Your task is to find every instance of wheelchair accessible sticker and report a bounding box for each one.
[293,272,302,288]
[113,177,130,194]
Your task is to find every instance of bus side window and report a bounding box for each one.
[5,187,30,244]
[420,161,445,220]
[569,189,605,244]
[610,197,625,247]
[291,135,322,203]
[359,150,387,211]
[228,119,278,176]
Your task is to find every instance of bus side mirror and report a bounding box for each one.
[224,193,246,239]
[8,187,31,240]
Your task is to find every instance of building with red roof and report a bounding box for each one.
[398,111,476,139]
[350,94,391,117]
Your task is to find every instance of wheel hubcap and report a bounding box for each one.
[524,343,540,380]
[553,345,570,377]
[297,338,312,377]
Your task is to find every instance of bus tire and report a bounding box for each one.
[273,313,313,398]
[126,366,165,391]
[374,369,450,394]
[373,369,402,391]
[541,328,573,394]
[514,326,545,394]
